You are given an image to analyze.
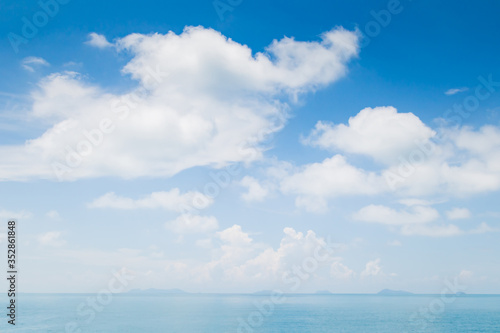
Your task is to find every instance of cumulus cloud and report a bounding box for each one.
[361,258,383,278]
[199,225,341,287]
[88,189,213,212]
[0,26,359,182]
[279,107,500,211]
[330,260,355,279]
[86,32,113,48]
[165,214,219,234]
[21,56,49,72]
[302,106,435,164]
[216,224,253,245]
[280,155,382,212]
[239,176,269,202]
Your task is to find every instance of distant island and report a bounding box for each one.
[315,290,333,294]
[377,289,414,296]
[128,288,188,294]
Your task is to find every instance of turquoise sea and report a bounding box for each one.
[1,294,499,332]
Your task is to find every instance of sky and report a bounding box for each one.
[0,0,500,294]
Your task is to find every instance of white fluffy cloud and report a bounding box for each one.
[280,155,382,212]
[0,26,360,182]
[85,32,113,48]
[199,225,341,288]
[302,106,435,164]
[239,176,269,202]
[360,258,383,278]
[330,261,355,279]
[88,189,212,212]
[279,107,500,211]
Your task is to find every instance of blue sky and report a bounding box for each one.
[0,0,500,294]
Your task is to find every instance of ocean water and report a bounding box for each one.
[1,294,499,332]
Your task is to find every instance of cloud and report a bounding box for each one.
[239,176,269,202]
[445,207,471,220]
[280,155,382,212]
[353,203,496,237]
[21,56,49,72]
[88,189,212,212]
[353,204,440,225]
[387,240,402,246]
[47,224,341,292]
[361,258,382,278]
[216,224,252,245]
[330,261,355,279]
[86,32,113,48]
[165,214,219,234]
[277,107,500,211]
[0,26,359,182]
[302,106,435,164]
[37,231,66,247]
[352,203,496,237]
[444,87,468,95]
[199,225,340,287]
[391,125,500,196]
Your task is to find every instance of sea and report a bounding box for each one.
[1,294,499,332]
